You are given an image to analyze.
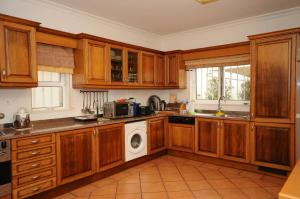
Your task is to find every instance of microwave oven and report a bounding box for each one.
[103,102,134,119]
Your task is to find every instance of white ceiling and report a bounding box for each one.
[48,0,300,35]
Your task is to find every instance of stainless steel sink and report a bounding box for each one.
[194,110,250,120]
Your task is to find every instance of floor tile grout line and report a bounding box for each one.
[193,164,225,199]
[156,162,171,199]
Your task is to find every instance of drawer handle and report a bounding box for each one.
[32,175,40,180]
[31,140,39,144]
[30,151,40,155]
[32,187,41,192]
[31,163,40,167]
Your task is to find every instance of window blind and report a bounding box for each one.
[185,54,250,69]
[37,43,75,74]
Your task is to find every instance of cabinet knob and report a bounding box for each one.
[31,175,40,180]
[30,151,40,155]
[31,163,40,167]
[32,187,41,192]
[2,70,6,78]
[251,125,255,131]
[31,140,39,144]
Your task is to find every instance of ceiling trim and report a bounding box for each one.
[25,0,161,36]
[163,6,300,37]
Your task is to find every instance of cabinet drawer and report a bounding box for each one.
[12,155,56,176]
[12,134,55,150]
[12,145,55,163]
[13,167,56,188]
[13,178,56,199]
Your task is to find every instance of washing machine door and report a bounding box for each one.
[128,129,145,154]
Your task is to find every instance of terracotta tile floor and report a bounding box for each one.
[54,155,286,199]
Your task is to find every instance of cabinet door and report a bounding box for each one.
[141,52,155,85]
[166,54,179,87]
[148,118,167,154]
[250,34,296,123]
[85,39,109,85]
[126,49,141,85]
[110,45,125,84]
[96,124,124,171]
[195,119,219,157]
[0,21,37,84]
[220,121,250,163]
[56,128,95,185]
[250,122,294,170]
[168,124,195,153]
[155,54,165,86]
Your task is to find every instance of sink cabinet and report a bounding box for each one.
[195,118,220,157]
[220,120,250,163]
[148,117,167,154]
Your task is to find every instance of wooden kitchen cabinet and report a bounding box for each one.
[148,117,167,154]
[250,122,295,170]
[73,39,110,87]
[126,48,141,85]
[165,53,186,88]
[195,118,219,157]
[0,21,37,87]
[220,120,250,163]
[109,45,125,85]
[168,123,195,153]
[154,54,165,86]
[249,33,296,123]
[56,128,95,185]
[96,123,125,172]
[141,52,155,86]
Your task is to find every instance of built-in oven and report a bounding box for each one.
[0,139,11,197]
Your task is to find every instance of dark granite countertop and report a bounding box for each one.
[0,111,249,141]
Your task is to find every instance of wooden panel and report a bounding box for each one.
[166,54,179,87]
[154,54,165,86]
[12,134,55,151]
[195,119,219,157]
[168,123,195,153]
[148,118,167,154]
[56,128,95,185]
[12,167,56,189]
[250,34,296,123]
[220,121,250,163]
[96,124,125,171]
[12,144,55,163]
[13,178,56,199]
[250,122,295,170]
[36,31,77,48]
[141,52,155,85]
[12,155,56,176]
[0,21,37,84]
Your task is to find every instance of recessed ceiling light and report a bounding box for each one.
[195,0,219,5]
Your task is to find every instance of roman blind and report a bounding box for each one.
[185,54,250,69]
[37,43,75,74]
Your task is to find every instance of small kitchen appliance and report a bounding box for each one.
[13,108,31,129]
[103,101,134,119]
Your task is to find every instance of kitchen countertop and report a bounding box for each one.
[0,111,249,141]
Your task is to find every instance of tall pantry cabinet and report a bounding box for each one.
[249,29,299,171]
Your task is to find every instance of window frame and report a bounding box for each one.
[193,65,250,106]
[31,72,71,112]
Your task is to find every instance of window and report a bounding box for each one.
[32,71,70,110]
[195,64,250,103]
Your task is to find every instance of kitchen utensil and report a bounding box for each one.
[160,100,167,111]
[148,95,161,112]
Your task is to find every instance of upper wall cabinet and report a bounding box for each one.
[249,33,297,123]
[126,49,141,85]
[0,21,37,87]
[154,54,165,86]
[73,39,110,88]
[141,52,155,86]
[109,45,125,85]
[166,53,186,88]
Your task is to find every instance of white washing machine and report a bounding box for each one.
[125,120,147,162]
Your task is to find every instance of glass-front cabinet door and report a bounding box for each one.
[126,49,140,84]
[110,46,124,84]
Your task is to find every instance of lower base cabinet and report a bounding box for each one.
[56,128,95,185]
[148,117,167,154]
[168,123,195,152]
[96,123,125,172]
[250,122,294,171]
[220,120,250,163]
